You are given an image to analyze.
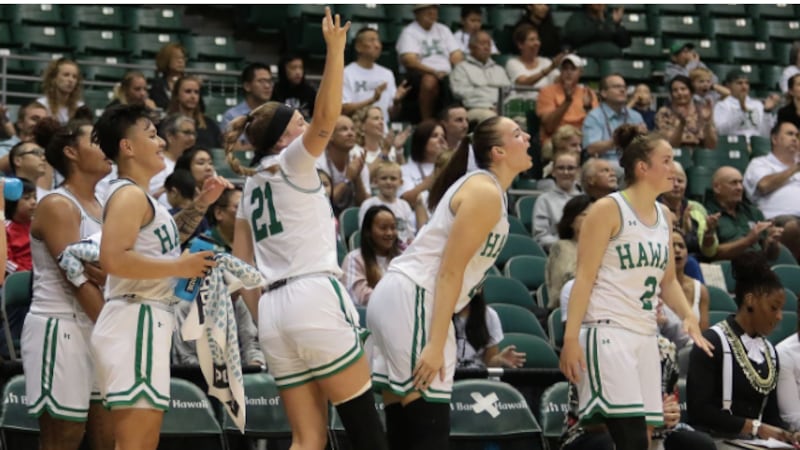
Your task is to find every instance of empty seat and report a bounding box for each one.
[68,29,128,56]
[12,24,70,51]
[652,16,706,38]
[334,4,389,23]
[687,165,714,201]
[78,56,129,81]
[182,35,239,62]
[750,134,772,157]
[82,89,114,117]
[125,31,181,58]
[495,234,546,269]
[383,5,415,24]
[482,276,536,310]
[503,255,546,293]
[699,4,748,18]
[435,4,462,30]
[498,333,559,369]
[491,303,548,339]
[19,51,70,77]
[709,63,760,87]
[128,7,187,33]
[65,5,129,29]
[488,8,524,31]
[720,40,775,64]
[748,4,796,20]
[755,19,800,42]
[600,59,652,83]
[624,36,663,60]
[621,12,649,36]
[773,41,794,67]
[709,17,756,40]
[8,4,66,26]
[646,5,698,16]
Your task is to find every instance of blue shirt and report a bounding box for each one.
[582,103,645,160]
[0,135,20,158]
[220,101,252,144]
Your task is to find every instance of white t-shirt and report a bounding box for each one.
[454,306,504,369]
[36,96,85,125]
[743,152,800,219]
[358,196,417,244]
[342,62,397,130]
[398,160,435,198]
[453,29,499,55]
[349,144,399,167]
[505,57,559,100]
[315,150,371,205]
[396,21,461,74]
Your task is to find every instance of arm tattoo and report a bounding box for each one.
[173,201,209,243]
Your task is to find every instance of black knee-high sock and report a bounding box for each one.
[335,390,389,450]
[605,417,649,450]
[384,403,408,450]
[403,398,450,450]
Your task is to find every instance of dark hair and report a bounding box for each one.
[277,53,305,86]
[668,75,694,96]
[789,73,800,92]
[464,288,491,352]
[5,177,36,220]
[770,120,796,138]
[164,169,196,200]
[33,116,92,178]
[557,194,592,239]
[512,23,537,48]
[354,26,380,46]
[168,75,207,129]
[599,73,624,92]
[438,102,466,122]
[92,104,151,162]
[429,116,505,210]
[241,62,270,84]
[732,251,784,309]
[360,205,401,288]
[175,147,212,181]
[17,101,48,123]
[613,123,666,186]
[410,119,443,163]
[461,5,483,19]
[790,41,800,66]
[207,186,241,226]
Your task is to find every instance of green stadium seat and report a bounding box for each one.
[663,38,723,63]
[672,148,694,171]
[748,4,797,20]
[514,195,537,233]
[160,378,224,449]
[699,4,748,18]
[708,310,731,327]
[709,18,756,40]
[761,66,784,92]
[482,276,536,310]
[68,29,128,56]
[8,4,66,26]
[17,51,70,77]
[784,288,797,313]
[286,18,325,59]
[651,16,706,39]
[491,303,548,339]
[78,56,129,82]
[756,19,800,43]
[551,11,571,29]
[128,7,187,33]
[496,234,546,269]
[65,5,129,30]
[348,230,361,251]
[488,8,523,31]
[621,12,649,36]
[339,206,360,243]
[623,36,664,60]
[183,35,239,62]
[12,24,70,51]
[485,265,502,278]
[767,311,797,345]
[773,264,800,297]
[0,375,39,449]
[383,5,415,24]
[600,59,652,83]
[241,5,291,34]
[125,31,181,58]
[547,308,564,350]
[715,135,750,173]
[499,333,559,369]
[773,41,794,67]
[82,89,114,117]
[1,271,31,360]
[707,285,737,312]
[203,96,239,124]
[540,382,569,446]
[503,255,546,293]
[709,63,760,87]
[646,5,698,16]
[773,244,799,266]
[713,260,736,293]
[750,135,772,158]
[687,165,714,201]
[0,23,16,48]
[335,4,389,23]
[376,49,399,75]
[581,57,601,82]
[286,4,327,21]
[508,216,529,236]
[720,40,775,65]
[435,4,462,30]
[536,284,549,309]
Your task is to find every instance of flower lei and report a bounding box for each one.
[720,321,777,395]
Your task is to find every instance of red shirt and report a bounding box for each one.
[6,220,31,273]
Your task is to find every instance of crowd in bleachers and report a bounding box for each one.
[0,3,800,449]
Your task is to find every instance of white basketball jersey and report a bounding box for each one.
[584,192,670,335]
[236,136,340,284]
[104,179,181,303]
[30,188,103,317]
[389,170,508,313]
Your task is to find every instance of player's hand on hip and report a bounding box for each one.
[559,337,586,383]
[412,343,445,390]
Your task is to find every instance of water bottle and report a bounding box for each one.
[2,177,22,201]
[174,235,216,301]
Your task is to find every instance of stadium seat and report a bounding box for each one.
[240,5,291,34]
[286,17,326,60]
[334,4,388,23]
[713,135,750,173]
[491,303,547,339]
[65,5,129,30]
[708,18,756,40]
[664,38,722,63]
[699,4,748,18]
[482,276,536,310]
[581,57,601,82]
[7,4,66,26]
[82,89,114,118]
[338,206,360,244]
[514,194,537,233]
[773,41,794,67]
[485,265,502,278]
[0,23,16,49]
[600,59,652,84]
[767,311,797,345]
[495,234,546,269]
[488,8,523,31]
[125,31,181,58]
[756,19,800,43]
[748,4,797,20]
[536,283,549,310]
[128,7,187,33]
[203,96,238,124]
[507,216,529,236]
[621,12,649,36]
[750,135,772,158]
[774,244,799,266]
[348,230,360,251]
[436,4,462,30]
[784,288,798,313]
[78,56,129,82]
[503,255,546,293]
[450,379,542,448]
[68,29,128,56]
[0,375,39,449]
[547,308,564,350]
[220,373,291,449]
[720,40,775,65]
[2,271,31,360]
[651,16,706,38]
[383,5,415,24]
[551,11,571,29]
[686,165,714,202]
[623,36,663,60]
[708,310,730,327]
[539,382,569,446]
[183,35,239,62]
[707,285,737,312]
[12,24,70,51]
[16,51,70,78]
[499,333,559,369]
[713,260,736,293]
[646,5,698,16]
[709,63,760,88]
[672,148,694,171]
[161,378,225,449]
[760,66,784,93]
[773,265,800,297]
[336,238,346,266]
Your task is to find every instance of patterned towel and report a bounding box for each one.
[57,232,102,287]
[181,253,266,433]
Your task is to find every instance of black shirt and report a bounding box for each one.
[777,104,800,133]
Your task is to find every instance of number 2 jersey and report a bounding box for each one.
[236,135,341,284]
[583,192,670,336]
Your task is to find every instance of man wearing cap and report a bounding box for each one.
[665,42,720,86]
[714,69,773,141]
[536,54,598,144]
[449,30,511,124]
[396,4,464,121]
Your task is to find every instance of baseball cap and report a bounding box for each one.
[670,41,694,55]
[561,54,585,69]
[413,4,437,11]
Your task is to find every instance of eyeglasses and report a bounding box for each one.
[18,148,45,157]
[178,130,197,136]
[554,165,577,172]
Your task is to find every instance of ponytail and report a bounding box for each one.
[428,137,470,211]
[224,114,255,176]
[224,101,286,177]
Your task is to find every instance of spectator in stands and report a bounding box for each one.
[5,178,36,274]
[359,161,416,245]
[0,105,14,142]
[664,42,720,87]
[454,288,526,369]
[9,142,48,199]
[414,149,453,228]
[342,27,410,126]
[628,83,656,131]
[778,74,800,132]
[537,54,598,145]
[532,151,581,252]
[396,4,464,121]
[315,115,370,215]
[780,41,800,94]
[582,74,645,170]
[150,114,196,202]
[580,157,617,201]
[705,166,781,261]
[149,42,186,111]
[659,161,719,260]
[776,309,800,432]
[453,6,499,55]
[743,121,800,263]
[0,101,48,157]
[545,194,591,309]
[439,103,469,151]
[450,30,512,124]
[168,75,222,150]
[398,119,447,205]
[220,63,273,150]
[108,71,157,113]
[562,5,631,58]
[687,251,798,443]
[38,58,84,125]
[506,24,563,101]
[656,75,718,150]
[272,53,317,121]
[341,205,402,306]
[513,5,561,58]
[350,105,409,175]
[690,66,729,106]
[539,125,583,190]
[175,147,215,190]
[670,228,710,330]
[163,169,196,213]
[714,69,774,141]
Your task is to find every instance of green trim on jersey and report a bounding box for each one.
[372,373,452,403]
[280,168,322,194]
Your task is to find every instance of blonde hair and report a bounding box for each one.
[544,124,582,161]
[352,105,383,146]
[371,160,401,182]
[41,58,83,120]
[112,71,146,105]
[168,76,206,129]
[224,101,284,176]
[155,43,186,76]
[689,67,713,83]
